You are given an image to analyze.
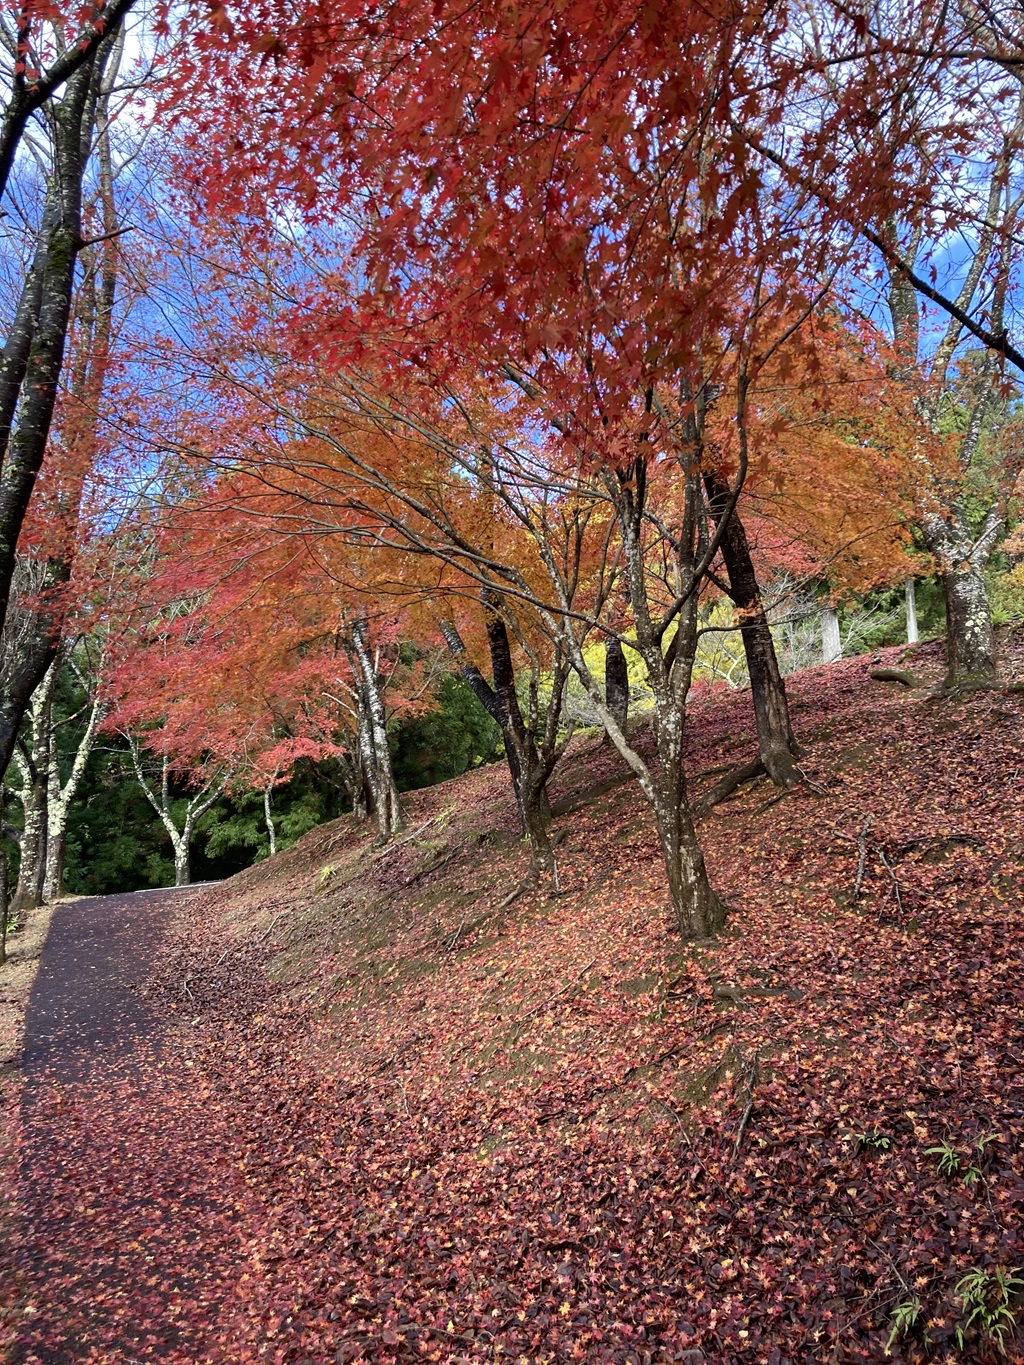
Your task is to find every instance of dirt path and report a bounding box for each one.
[5,887,258,1364]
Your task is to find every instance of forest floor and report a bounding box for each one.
[2,635,1024,1364]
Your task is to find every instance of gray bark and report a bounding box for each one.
[10,660,58,913]
[126,739,229,888]
[0,785,8,963]
[263,778,277,858]
[604,636,629,736]
[440,608,569,879]
[349,620,404,844]
[44,681,104,901]
[0,27,129,781]
[820,607,842,664]
[905,578,918,645]
[920,510,998,682]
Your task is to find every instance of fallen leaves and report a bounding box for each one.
[5,637,1024,1362]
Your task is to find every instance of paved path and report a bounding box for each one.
[7,888,255,1364]
[22,888,180,1083]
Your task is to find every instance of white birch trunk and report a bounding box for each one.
[125,738,229,888]
[350,621,404,843]
[44,690,104,900]
[905,578,918,645]
[263,776,277,858]
[820,607,842,664]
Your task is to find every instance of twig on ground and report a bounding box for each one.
[794,765,830,795]
[373,814,442,860]
[214,908,291,968]
[645,1096,684,1129]
[402,848,457,887]
[184,909,294,998]
[894,832,984,857]
[258,908,291,945]
[443,920,466,952]
[750,789,794,818]
[514,958,597,1025]
[731,1052,761,1161]
[877,849,903,916]
[853,814,874,902]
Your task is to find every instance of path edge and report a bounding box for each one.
[0,896,72,1360]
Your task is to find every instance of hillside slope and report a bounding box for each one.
[157,637,1024,1364]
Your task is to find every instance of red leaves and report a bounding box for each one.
[8,637,1024,1361]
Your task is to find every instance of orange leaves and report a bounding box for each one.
[727,314,924,595]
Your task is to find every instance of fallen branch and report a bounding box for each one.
[852,814,874,902]
[877,849,904,917]
[731,1053,761,1161]
[749,789,794,818]
[894,832,984,858]
[794,764,830,795]
[373,813,442,860]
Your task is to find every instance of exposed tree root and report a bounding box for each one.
[695,757,766,816]
[940,676,1024,698]
[869,667,921,687]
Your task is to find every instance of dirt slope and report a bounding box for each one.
[20,637,1024,1364]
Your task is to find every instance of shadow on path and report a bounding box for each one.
[6,887,259,1364]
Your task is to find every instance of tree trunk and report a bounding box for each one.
[0,571,67,786]
[652,792,724,938]
[441,618,524,807]
[0,786,7,964]
[518,763,556,878]
[0,37,126,782]
[485,607,529,807]
[905,578,918,645]
[943,564,995,682]
[0,58,96,641]
[440,613,558,877]
[264,782,277,857]
[351,619,404,843]
[173,842,190,888]
[703,472,800,785]
[11,663,58,913]
[44,827,66,903]
[604,636,629,736]
[559,455,725,938]
[821,607,842,663]
[921,513,997,686]
[648,692,725,938]
[44,683,103,902]
[12,769,46,914]
[126,739,228,890]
